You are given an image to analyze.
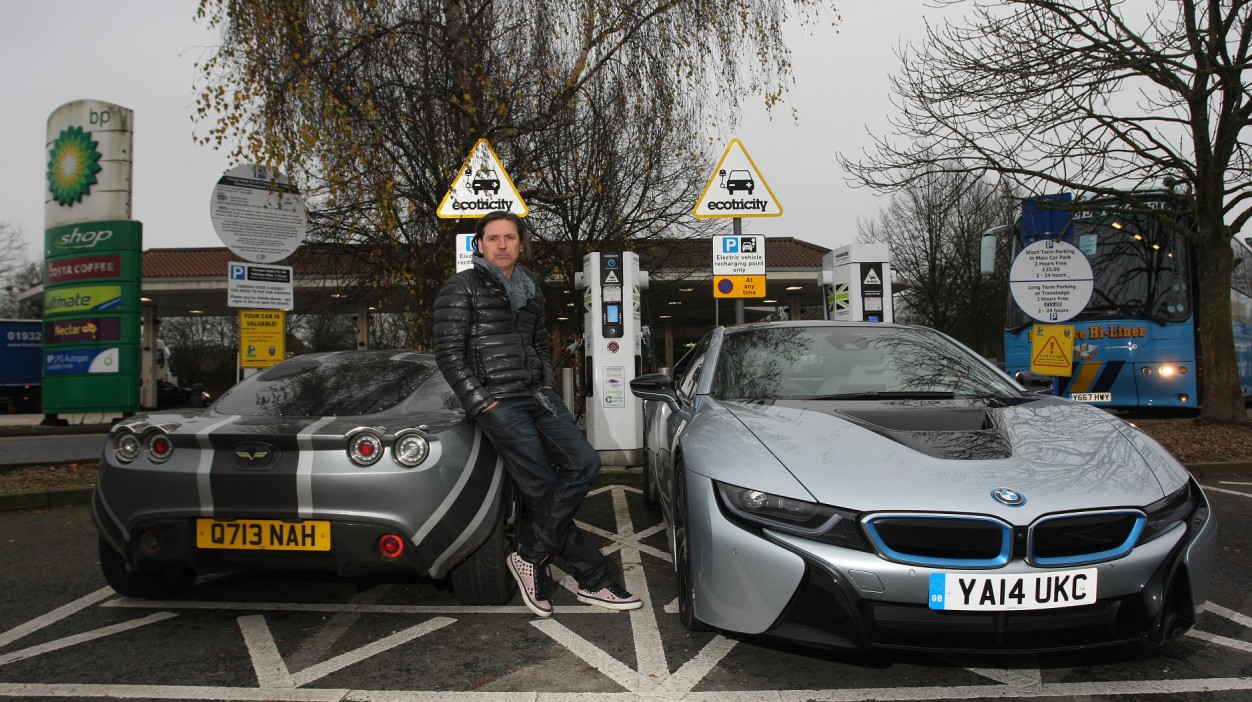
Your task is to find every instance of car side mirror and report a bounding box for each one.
[1015,370,1056,395]
[630,373,683,414]
[980,224,1011,276]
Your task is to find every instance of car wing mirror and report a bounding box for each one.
[630,373,684,414]
[1015,370,1056,395]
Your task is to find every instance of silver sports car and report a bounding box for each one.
[92,350,514,603]
[630,321,1216,652]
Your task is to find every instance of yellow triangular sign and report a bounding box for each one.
[1031,324,1075,375]
[437,139,529,219]
[693,140,783,219]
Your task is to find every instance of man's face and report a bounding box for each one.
[478,218,522,276]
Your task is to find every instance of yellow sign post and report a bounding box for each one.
[1030,324,1075,376]
[239,309,286,369]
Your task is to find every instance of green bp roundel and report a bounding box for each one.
[47,126,103,206]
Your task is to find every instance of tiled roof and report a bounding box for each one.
[142,245,365,278]
[142,237,831,278]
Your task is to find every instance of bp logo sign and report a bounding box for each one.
[47,125,102,206]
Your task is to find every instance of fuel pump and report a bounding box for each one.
[577,251,648,465]
[821,243,894,322]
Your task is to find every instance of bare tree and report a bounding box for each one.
[194,0,836,346]
[160,316,240,395]
[0,223,36,319]
[859,172,1014,358]
[841,0,1252,420]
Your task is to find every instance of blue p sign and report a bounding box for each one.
[723,237,739,253]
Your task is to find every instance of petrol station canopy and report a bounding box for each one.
[19,236,844,350]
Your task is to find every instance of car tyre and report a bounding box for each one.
[97,538,195,599]
[451,495,516,605]
[672,463,711,632]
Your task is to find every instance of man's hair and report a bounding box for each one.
[472,211,528,259]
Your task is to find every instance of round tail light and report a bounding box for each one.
[145,432,174,463]
[348,432,383,466]
[392,431,430,467]
[378,533,405,559]
[113,432,142,463]
[139,529,162,555]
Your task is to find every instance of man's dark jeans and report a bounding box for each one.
[474,388,612,590]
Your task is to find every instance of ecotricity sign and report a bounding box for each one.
[693,140,783,219]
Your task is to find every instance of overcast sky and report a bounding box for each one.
[0,1,947,264]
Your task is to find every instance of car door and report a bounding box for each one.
[657,338,709,523]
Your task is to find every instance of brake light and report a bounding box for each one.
[348,432,383,466]
[145,432,174,463]
[378,533,405,559]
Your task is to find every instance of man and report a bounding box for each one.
[433,211,641,618]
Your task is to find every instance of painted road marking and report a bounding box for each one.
[0,484,1248,700]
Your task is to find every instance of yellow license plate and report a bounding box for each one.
[196,519,331,551]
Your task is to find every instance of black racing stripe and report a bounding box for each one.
[412,423,502,565]
[1091,360,1126,393]
[207,431,303,518]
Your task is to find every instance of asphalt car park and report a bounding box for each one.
[0,478,1250,701]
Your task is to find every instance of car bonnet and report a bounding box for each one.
[718,397,1175,522]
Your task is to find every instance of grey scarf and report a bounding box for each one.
[474,256,535,310]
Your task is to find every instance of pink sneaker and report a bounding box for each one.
[577,583,642,611]
[507,552,553,618]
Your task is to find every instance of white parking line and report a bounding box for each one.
[0,612,177,667]
[0,586,113,649]
[1,485,1250,701]
[1202,485,1252,498]
[1204,602,1252,629]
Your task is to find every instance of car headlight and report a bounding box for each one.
[1139,480,1202,544]
[714,481,870,551]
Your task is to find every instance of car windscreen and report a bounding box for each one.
[213,353,457,417]
[710,326,1021,401]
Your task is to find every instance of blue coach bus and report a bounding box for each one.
[991,191,1252,412]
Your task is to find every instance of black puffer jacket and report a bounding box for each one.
[433,263,556,416]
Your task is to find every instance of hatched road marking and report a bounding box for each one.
[0,484,1248,700]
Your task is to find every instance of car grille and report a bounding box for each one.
[1029,510,1144,566]
[863,510,1145,568]
[863,514,1011,567]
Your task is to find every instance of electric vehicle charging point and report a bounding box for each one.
[577,251,649,466]
[821,243,894,322]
